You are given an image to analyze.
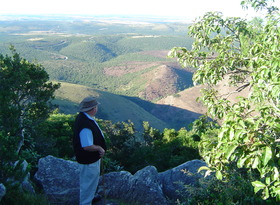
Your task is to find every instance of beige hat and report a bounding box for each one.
[79,96,99,112]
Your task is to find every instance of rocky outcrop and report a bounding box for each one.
[34,155,207,204]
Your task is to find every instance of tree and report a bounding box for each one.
[0,46,60,183]
[169,0,279,201]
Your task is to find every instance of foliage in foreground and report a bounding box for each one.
[0,46,60,147]
[0,47,60,198]
[186,117,278,204]
[2,114,275,204]
[169,0,280,201]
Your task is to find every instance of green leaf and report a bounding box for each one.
[229,128,235,140]
[265,177,271,185]
[273,167,279,181]
[252,180,266,194]
[274,187,280,195]
[263,146,272,166]
[264,187,270,200]
[252,181,266,188]
[252,157,260,169]
[239,120,246,128]
[216,170,223,180]
[237,155,248,168]
[198,166,210,172]
[225,144,238,160]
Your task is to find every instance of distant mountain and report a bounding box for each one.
[0,14,192,24]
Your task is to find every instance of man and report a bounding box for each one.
[73,96,107,205]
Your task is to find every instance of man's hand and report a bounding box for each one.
[98,147,105,157]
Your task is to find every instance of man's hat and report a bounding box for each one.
[79,96,99,112]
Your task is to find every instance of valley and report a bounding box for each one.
[0,14,205,131]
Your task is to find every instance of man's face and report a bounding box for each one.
[89,106,98,117]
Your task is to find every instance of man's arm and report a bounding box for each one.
[80,128,106,157]
[83,145,105,157]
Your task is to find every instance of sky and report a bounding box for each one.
[1,0,279,20]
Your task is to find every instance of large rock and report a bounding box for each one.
[34,155,80,204]
[99,166,168,205]
[0,183,6,201]
[34,155,207,204]
[159,159,207,201]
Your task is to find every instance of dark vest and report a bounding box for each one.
[73,112,107,164]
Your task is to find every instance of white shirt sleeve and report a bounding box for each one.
[79,128,94,147]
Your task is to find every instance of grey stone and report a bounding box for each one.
[159,159,207,201]
[0,183,6,201]
[100,166,168,205]
[21,160,35,194]
[34,155,80,204]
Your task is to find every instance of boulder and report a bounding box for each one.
[34,155,80,204]
[99,166,168,205]
[159,159,207,201]
[0,183,6,201]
